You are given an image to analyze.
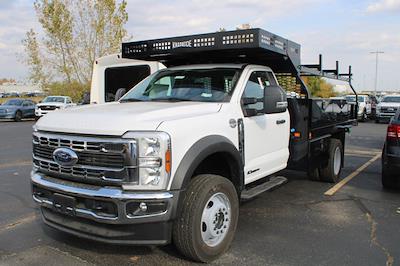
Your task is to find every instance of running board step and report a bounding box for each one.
[241,176,288,200]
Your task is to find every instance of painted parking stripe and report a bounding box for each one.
[324,153,381,196]
[0,160,31,169]
[345,149,381,155]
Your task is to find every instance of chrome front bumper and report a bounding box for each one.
[31,171,179,225]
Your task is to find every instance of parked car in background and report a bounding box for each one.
[376,95,400,123]
[0,98,36,121]
[345,94,372,121]
[35,96,76,118]
[382,109,400,188]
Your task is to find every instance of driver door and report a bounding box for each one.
[241,70,290,184]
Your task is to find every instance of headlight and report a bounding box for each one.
[122,131,171,190]
[5,109,12,113]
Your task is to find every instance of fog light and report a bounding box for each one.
[126,201,168,217]
[139,202,147,212]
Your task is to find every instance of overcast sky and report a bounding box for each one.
[0,0,399,91]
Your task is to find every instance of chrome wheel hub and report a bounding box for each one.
[201,192,231,247]
[333,146,341,176]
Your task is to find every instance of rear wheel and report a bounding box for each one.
[173,174,239,263]
[14,111,22,122]
[319,139,343,183]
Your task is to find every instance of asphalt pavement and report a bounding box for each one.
[0,120,399,266]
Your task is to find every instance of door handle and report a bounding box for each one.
[276,119,286,125]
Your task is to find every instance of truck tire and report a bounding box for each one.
[173,174,239,263]
[319,139,343,183]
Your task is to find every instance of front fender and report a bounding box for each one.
[170,135,244,192]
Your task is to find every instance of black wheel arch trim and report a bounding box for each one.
[170,135,244,193]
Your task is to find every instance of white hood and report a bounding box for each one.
[35,101,222,135]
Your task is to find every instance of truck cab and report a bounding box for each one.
[31,29,356,263]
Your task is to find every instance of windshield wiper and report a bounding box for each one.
[119,98,143,102]
[150,97,193,102]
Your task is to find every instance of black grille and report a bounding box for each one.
[33,144,125,168]
[39,105,57,110]
[381,107,398,114]
[32,132,137,186]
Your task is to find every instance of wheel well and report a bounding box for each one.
[191,152,242,194]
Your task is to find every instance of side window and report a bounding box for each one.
[104,65,151,102]
[242,71,268,111]
[242,71,286,115]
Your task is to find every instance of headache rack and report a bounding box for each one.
[122,28,357,98]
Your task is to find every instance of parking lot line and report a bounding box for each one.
[0,160,32,169]
[324,153,381,196]
[345,149,381,155]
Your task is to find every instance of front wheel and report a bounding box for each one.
[173,174,239,263]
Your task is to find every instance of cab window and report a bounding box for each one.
[242,71,280,111]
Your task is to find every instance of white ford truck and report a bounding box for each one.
[35,96,76,118]
[31,29,357,262]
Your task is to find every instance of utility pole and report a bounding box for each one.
[370,51,384,96]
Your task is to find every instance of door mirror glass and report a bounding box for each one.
[264,85,287,114]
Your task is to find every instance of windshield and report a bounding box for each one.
[3,99,22,106]
[346,95,365,103]
[43,96,65,103]
[121,68,242,103]
[382,96,400,103]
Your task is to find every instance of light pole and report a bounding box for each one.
[370,50,384,96]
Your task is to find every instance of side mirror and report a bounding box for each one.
[242,97,263,117]
[115,88,127,101]
[264,86,287,114]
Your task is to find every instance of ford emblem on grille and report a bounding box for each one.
[53,148,78,167]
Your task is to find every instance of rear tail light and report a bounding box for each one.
[387,124,400,139]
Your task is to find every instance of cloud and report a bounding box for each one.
[366,0,400,13]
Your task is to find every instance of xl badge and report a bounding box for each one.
[53,148,78,167]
